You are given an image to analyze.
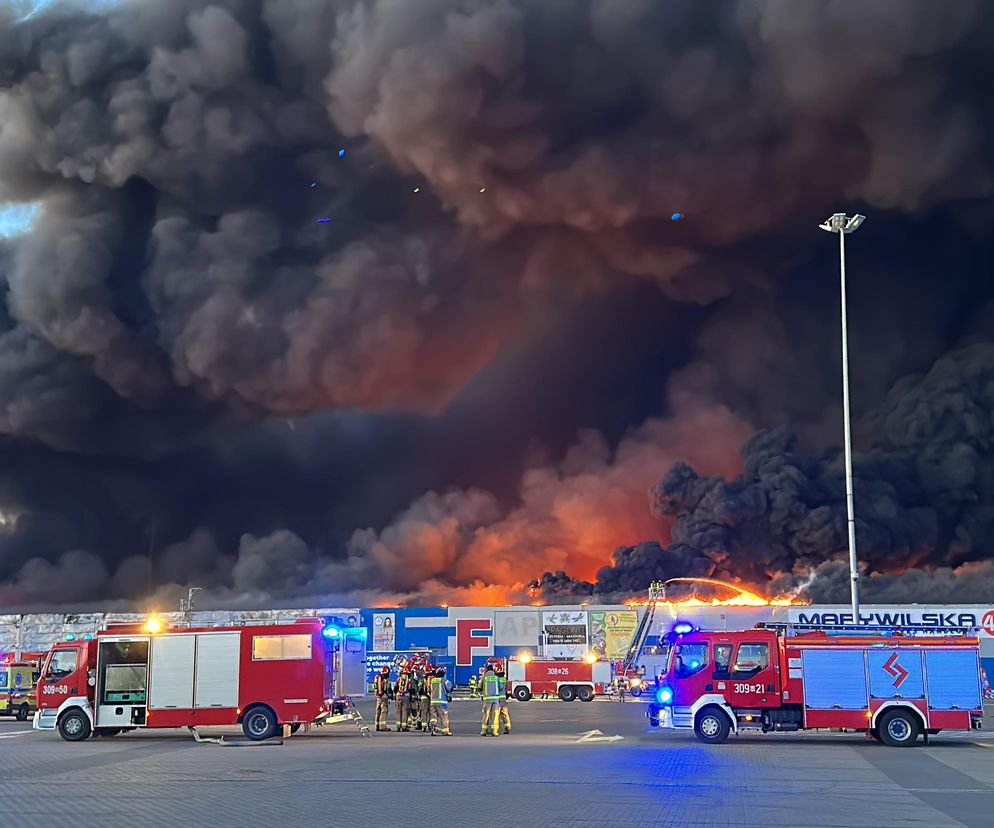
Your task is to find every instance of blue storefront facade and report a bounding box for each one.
[357,603,994,688]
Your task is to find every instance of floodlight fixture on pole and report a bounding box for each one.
[819,213,866,625]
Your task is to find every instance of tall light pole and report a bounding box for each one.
[818,212,865,625]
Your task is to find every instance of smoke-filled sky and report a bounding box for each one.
[2,0,994,611]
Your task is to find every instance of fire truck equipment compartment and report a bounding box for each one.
[800,649,868,709]
[193,632,240,708]
[924,650,982,710]
[149,634,196,709]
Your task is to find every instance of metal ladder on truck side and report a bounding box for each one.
[348,699,371,737]
[319,698,372,736]
[620,580,665,676]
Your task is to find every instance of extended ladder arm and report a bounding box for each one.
[621,581,665,674]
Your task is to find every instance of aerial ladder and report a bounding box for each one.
[620,580,665,677]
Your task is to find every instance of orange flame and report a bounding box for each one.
[624,577,806,608]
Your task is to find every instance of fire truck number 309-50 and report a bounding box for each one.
[42,685,68,695]
[733,682,765,694]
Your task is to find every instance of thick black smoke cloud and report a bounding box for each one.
[2,1,994,609]
[537,344,994,602]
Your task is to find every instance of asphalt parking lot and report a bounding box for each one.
[2,699,993,828]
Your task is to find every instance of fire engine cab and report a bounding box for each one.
[33,617,366,742]
[647,622,984,746]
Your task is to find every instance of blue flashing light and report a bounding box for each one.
[689,660,700,670]
[655,685,674,705]
[670,212,684,221]
[673,621,694,635]
[322,625,341,639]
[338,148,346,158]
[83,633,93,641]
[64,633,76,641]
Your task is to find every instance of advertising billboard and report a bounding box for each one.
[590,609,638,660]
[372,612,396,652]
[542,610,588,658]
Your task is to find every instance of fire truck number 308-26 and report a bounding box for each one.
[733,682,765,694]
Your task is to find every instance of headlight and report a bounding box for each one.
[655,685,673,705]
[630,678,642,688]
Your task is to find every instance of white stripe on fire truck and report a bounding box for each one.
[283,698,308,704]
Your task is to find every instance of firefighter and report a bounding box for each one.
[373,665,393,731]
[409,670,422,730]
[395,667,413,732]
[468,672,479,699]
[417,669,431,731]
[429,667,452,735]
[495,663,511,735]
[480,665,501,736]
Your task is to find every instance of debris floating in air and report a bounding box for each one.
[670,212,684,221]
[479,187,486,193]
[338,148,346,158]
[309,182,317,188]
[316,218,332,224]
[413,187,421,193]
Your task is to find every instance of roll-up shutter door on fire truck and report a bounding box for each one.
[801,649,869,709]
[194,632,240,708]
[868,649,924,699]
[924,650,982,711]
[148,634,195,709]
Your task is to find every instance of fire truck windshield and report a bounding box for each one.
[673,643,708,678]
[45,650,77,680]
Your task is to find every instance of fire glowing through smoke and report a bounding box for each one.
[624,577,806,608]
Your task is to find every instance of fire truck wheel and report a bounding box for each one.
[242,706,279,741]
[578,686,595,702]
[15,704,30,722]
[558,685,577,702]
[58,709,92,742]
[630,686,643,698]
[694,707,730,745]
[513,686,532,702]
[877,709,920,747]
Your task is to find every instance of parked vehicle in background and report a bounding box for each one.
[506,654,611,702]
[0,654,42,721]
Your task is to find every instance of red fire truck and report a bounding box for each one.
[33,617,367,742]
[647,622,984,746]
[506,655,612,701]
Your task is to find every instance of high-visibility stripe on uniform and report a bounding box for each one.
[483,674,501,700]
[429,677,448,704]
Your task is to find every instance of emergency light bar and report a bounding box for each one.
[756,622,980,636]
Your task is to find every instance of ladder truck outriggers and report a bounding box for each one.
[647,621,984,746]
[34,616,368,742]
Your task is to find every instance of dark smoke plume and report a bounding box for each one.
[536,344,994,602]
[2,1,994,609]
